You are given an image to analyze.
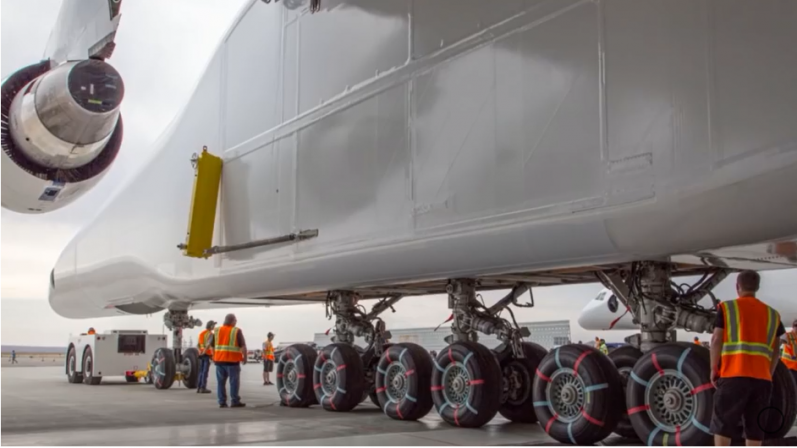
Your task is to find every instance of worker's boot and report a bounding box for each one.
[231,402,246,408]
[200,388,211,394]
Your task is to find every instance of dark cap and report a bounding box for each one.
[206,321,216,329]
[268,332,275,338]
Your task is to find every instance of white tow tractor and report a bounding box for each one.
[65,330,167,385]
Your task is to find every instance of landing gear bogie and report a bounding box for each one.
[375,342,434,421]
[431,341,503,428]
[276,343,318,408]
[532,344,623,445]
[497,341,547,423]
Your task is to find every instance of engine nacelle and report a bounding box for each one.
[1,59,124,214]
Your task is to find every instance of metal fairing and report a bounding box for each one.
[49,0,797,318]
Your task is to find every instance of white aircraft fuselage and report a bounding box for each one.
[48,0,797,319]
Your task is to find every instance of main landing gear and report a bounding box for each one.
[150,310,202,390]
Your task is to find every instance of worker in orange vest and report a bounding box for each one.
[781,319,797,386]
[694,336,701,345]
[212,313,247,408]
[196,320,216,394]
[87,328,96,335]
[710,270,784,446]
[262,332,276,385]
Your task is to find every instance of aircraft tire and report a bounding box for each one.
[376,343,434,421]
[67,345,83,384]
[277,344,319,408]
[82,346,102,385]
[761,360,797,439]
[626,343,713,446]
[313,343,365,412]
[607,345,643,439]
[498,341,547,423]
[151,347,176,390]
[181,347,199,389]
[533,344,622,444]
[431,341,502,428]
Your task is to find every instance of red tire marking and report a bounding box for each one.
[545,413,559,433]
[468,379,484,386]
[386,350,391,363]
[396,402,404,420]
[336,364,346,371]
[329,391,337,410]
[277,373,284,378]
[651,352,664,375]
[313,383,322,390]
[536,368,552,382]
[580,408,604,426]
[448,348,455,364]
[690,383,714,395]
[404,369,415,377]
[627,404,650,415]
[572,351,591,376]
[454,404,460,426]
[675,425,682,446]
[431,385,444,391]
[376,386,387,393]
[297,374,306,379]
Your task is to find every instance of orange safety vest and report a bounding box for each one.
[719,296,780,381]
[782,330,797,371]
[263,341,275,361]
[213,326,243,363]
[198,329,214,357]
[694,339,701,345]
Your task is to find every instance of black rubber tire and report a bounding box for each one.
[181,348,199,389]
[431,341,502,428]
[626,343,713,446]
[66,346,83,384]
[125,375,139,383]
[607,345,643,439]
[533,344,623,445]
[313,343,365,412]
[82,347,102,385]
[151,347,176,390]
[761,360,797,439]
[375,343,434,421]
[277,344,318,408]
[498,342,548,423]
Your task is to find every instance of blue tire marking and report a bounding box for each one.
[533,401,551,407]
[692,417,712,435]
[399,348,407,363]
[405,394,417,403]
[377,367,387,375]
[463,351,473,366]
[337,387,346,394]
[631,371,649,386]
[648,427,661,446]
[314,365,323,372]
[555,348,562,370]
[567,422,576,444]
[433,358,445,373]
[677,348,691,378]
[438,402,449,413]
[330,347,338,359]
[585,383,609,392]
[466,402,478,415]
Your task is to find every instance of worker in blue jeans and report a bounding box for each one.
[196,320,216,393]
[212,313,247,408]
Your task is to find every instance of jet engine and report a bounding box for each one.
[1,59,124,213]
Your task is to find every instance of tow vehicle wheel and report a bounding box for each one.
[151,348,176,390]
[82,347,102,385]
[277,344,318,408]
[375,343,434,421]
[181,348,199,389]
[313,343,365,412]
[533,344,623,445]
[626,343,713,446]
[760,360,797,439]
[498,341,547,423]
[607,345,643,439]
[66,346,83,384]
[431,341,502,428]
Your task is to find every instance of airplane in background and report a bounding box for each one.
[578,270,797,332]
[3,0,797,443]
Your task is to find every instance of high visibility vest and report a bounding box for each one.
[719,297,780,381]
[599,343,608,355]
[782,331,797,371]
[198,329,213,356]
[694,339,701,345]
[262,341,275,361]
[213,326,243,363]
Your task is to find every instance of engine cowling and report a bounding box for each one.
[1,59,124,213]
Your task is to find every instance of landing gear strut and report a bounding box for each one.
[432,279,547,428]
[151,310,202,390]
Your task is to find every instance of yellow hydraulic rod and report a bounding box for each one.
[178,147,223,258]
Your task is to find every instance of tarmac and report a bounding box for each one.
[2,362,795,446]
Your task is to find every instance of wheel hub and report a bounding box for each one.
[321,362,338,395]
[645,369,696,431]
[385,362,409,402]
[283,361,299,393]
[443,364,471,405]
[547,368,585,422]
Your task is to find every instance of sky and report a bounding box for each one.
[1,1,794,349]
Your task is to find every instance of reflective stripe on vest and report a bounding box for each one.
[198,330,213,356]
[263,341,275,360]
[782,332,797,370]
[213,326,242,363]
[720,297,779,380]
